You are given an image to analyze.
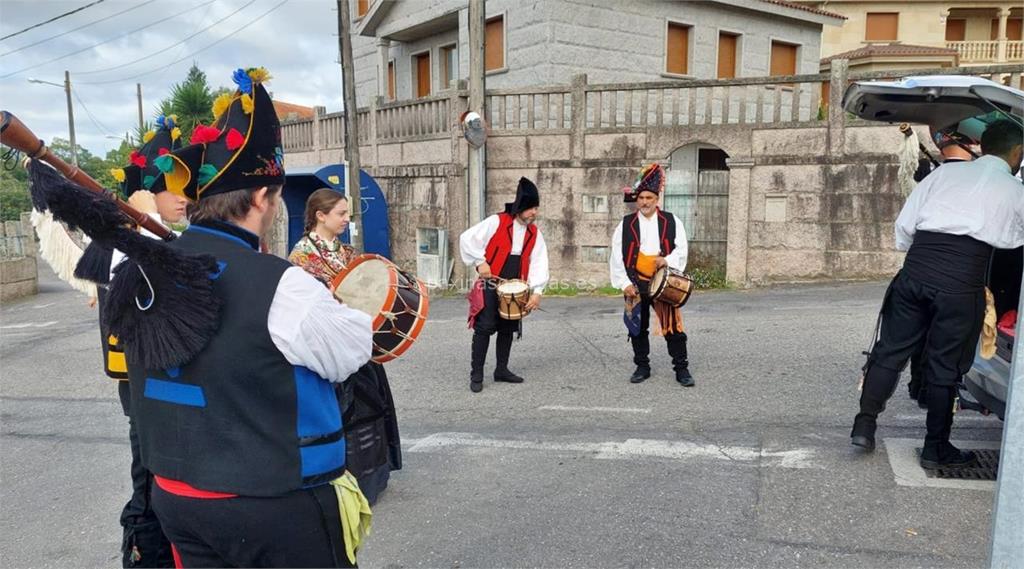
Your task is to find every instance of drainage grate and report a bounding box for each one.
[918,448,1000,480]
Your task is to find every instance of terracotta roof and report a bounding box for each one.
[759,0,847,20]
[273,100,315,121]
[821,43,959,63]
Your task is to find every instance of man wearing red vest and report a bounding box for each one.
[610,164,694,386]
[460,177,550,393]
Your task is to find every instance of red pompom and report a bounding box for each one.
[190,124,221,145]
[157,147,170,156]
[225,128,244,151]
[129,150,146,168]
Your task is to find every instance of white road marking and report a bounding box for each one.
[32,303,56,309]
[883,437,999,491]
[538,405,652,414]
[406,432,818,469]
[1,321,58,330]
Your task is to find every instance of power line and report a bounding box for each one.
[1,0,107,42]
[152,0,217,85]
[1,0,158,58]
[0,0,217,79]
[76,0,258,76]
[72,89,116,137]
[78,0,290,86]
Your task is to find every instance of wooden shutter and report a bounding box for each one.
[415,53,431,98]
[387,61,395,100]
[1009,18,1023,41]
[717,33,737,79]
[358,0,368,17]
[666,23,689,75]
[946,19,966,42]
[485,17,504,71]
[770,41,797,76]
[865,13,898,41]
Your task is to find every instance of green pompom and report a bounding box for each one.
[153,154,174,174]
[143,175,156,189]
[197,163,218,185]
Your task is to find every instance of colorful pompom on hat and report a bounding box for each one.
[110,114,182,197]
[623,163,665,202]
[153,67,284,202]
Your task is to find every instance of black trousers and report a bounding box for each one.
[152,483,355,568]
[630,280,689,371]
[118,382,174,568]
[338,362,402,506]
[856,272,985,438]
[471,256,522,376]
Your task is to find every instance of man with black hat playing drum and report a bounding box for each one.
[610,163,694,387]
[460,177,550,393]
[112,67,374,567]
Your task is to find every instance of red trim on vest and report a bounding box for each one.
[484,213,536,281]
[154,476,238,499]
[624,209,675,270]
[171,544,183,569]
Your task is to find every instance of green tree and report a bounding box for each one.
[158,63,217,143]
[0,145,32,221]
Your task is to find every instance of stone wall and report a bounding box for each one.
[0,213,38,302]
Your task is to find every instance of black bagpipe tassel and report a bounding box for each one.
[74,241,113,285]
[28,159,222,369]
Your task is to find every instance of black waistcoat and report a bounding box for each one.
[621,210,677,285]
[129,221,346,496]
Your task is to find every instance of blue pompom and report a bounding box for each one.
[232,68,253,94]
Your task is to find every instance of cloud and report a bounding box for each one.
[0,0,344,155]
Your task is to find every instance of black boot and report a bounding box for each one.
[668,332,694,387]
[920,385,977,469]
[493,331,524,383]
[470,332,489,393]
[629,332,651,383]
[851,364,899,452]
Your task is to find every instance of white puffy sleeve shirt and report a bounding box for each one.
[609,211,689,291]
[459,214,550,294]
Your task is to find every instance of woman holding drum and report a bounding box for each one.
[289,188,403,505]
[460,177,550,393]
[610,163,696,387]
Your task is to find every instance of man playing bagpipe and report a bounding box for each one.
[609,163,694,387]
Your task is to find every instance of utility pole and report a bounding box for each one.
[990,282,1024,567]
[136,83,144,134]
[64,70,77,166]
[337,0,363,252]
[467,0,486,226]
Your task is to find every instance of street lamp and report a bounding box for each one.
[27,70,77,166]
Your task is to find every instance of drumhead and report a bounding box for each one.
[335,258,392,317]
[650,267,667,291]
[497,280,530,295]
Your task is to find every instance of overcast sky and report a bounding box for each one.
[0,0,345,155]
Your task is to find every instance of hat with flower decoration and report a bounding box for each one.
[153,67,284,201]
[109,115,182,197]
[622,163,665,203]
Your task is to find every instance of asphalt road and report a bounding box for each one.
[1,266,1005,568]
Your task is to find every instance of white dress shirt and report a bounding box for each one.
[459,214,550,294]
[268,267,373,384]
[895,154,1024,251]
[609,210,689,291]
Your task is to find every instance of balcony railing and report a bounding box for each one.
[1008,41,1024,60]
[946,40,1024,63]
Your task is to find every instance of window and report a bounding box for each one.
[717,32,739,79]
[387,61,395,100]
[770,41,797,77]
[946,19,966,42]
[582,195,608,213]
[581,246,610,264]
[441,44,457,89]
[357,0,368,18]
[865,13,898,42]
[666,22,690,75]
[414,52,431,98]
[991,18,1024,41]
[485,16,505,72]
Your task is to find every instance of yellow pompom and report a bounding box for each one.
[110,168,125,183]
[170,127,181,141]
[247,67,271,84]
[212,93,233,120]
[241,93,254,115]
[168,114,178,123]
[142,130,156,143]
